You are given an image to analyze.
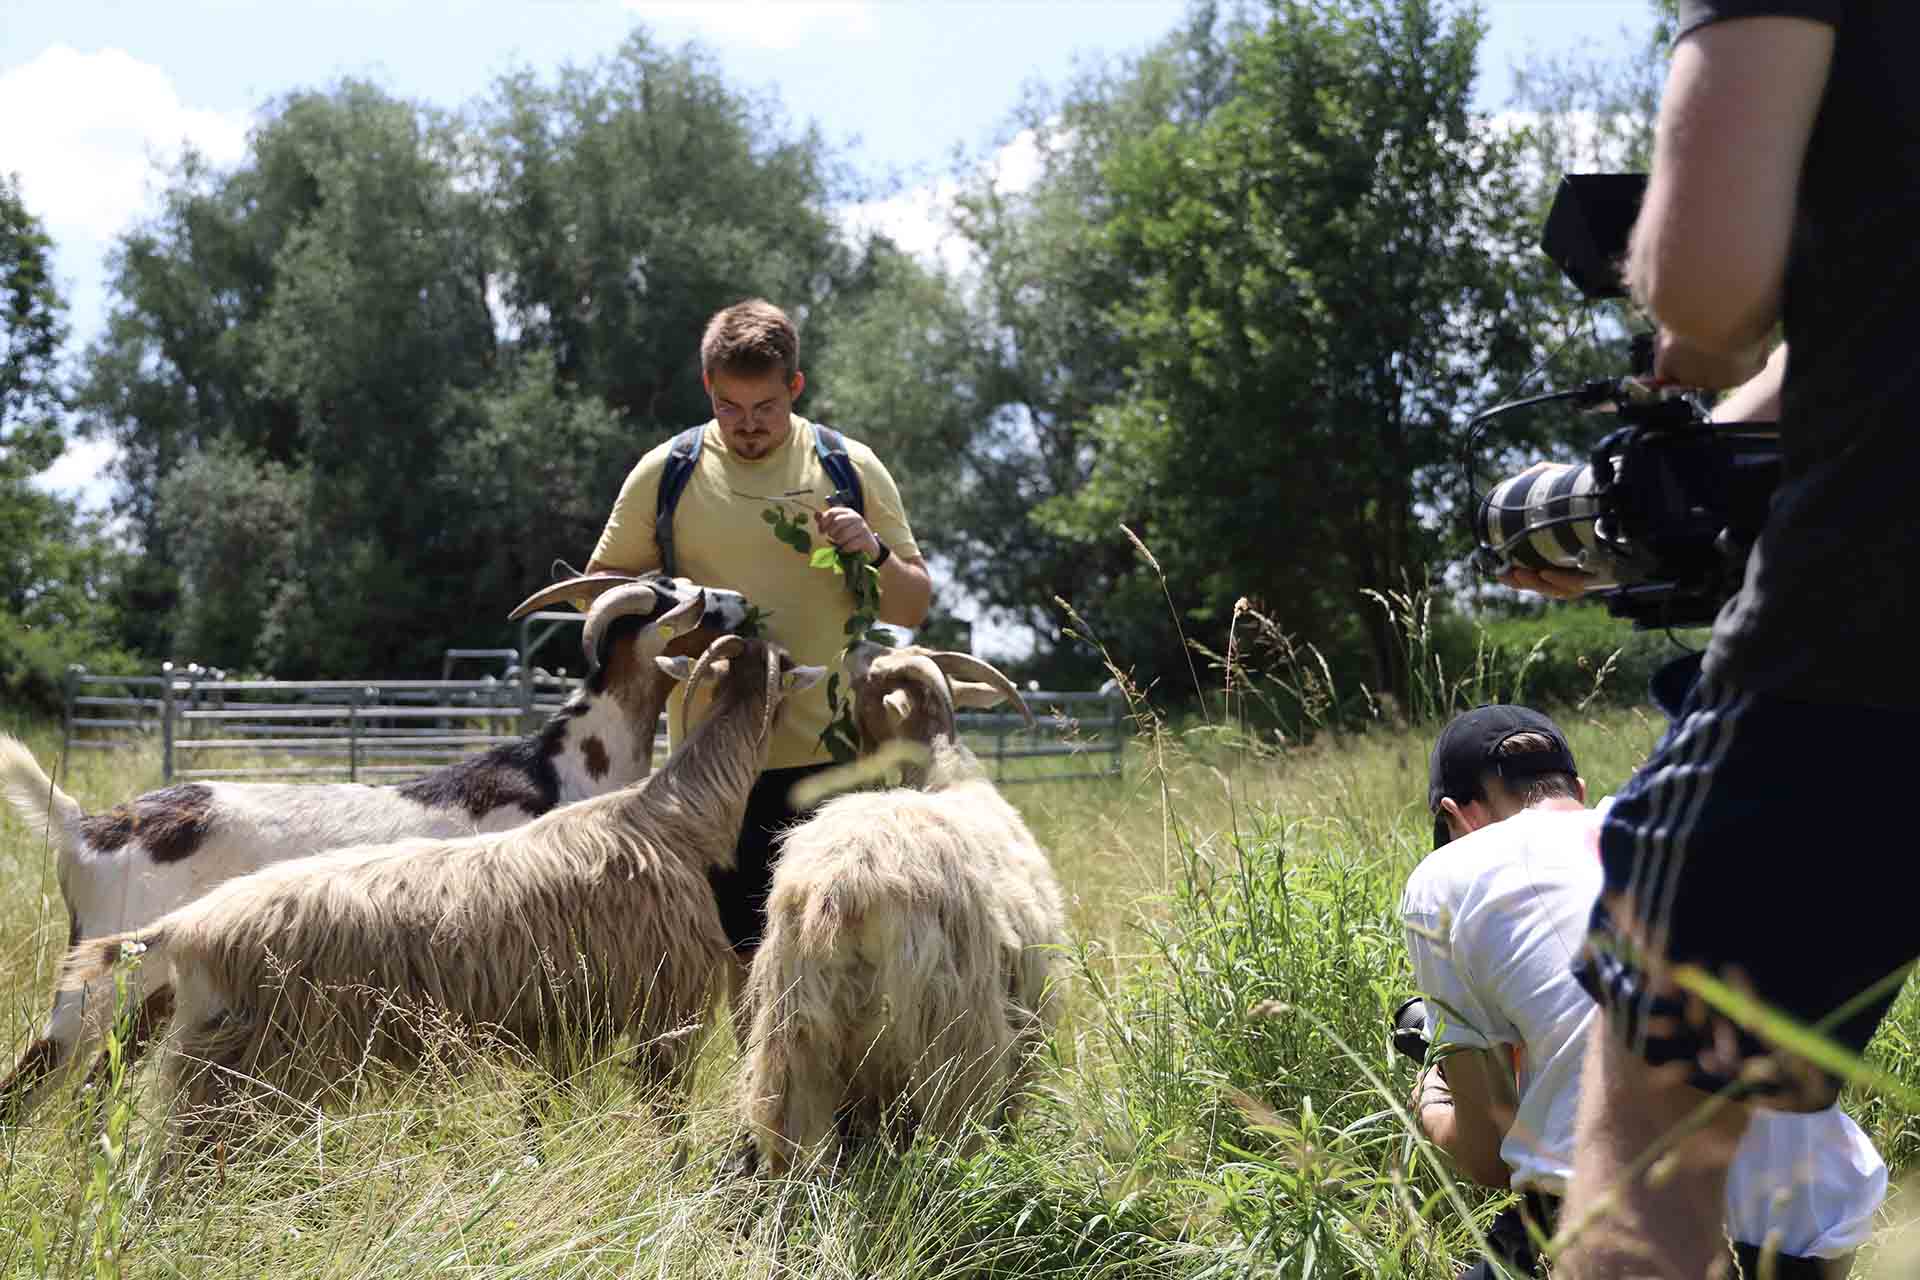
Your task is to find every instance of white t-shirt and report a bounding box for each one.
[1400,803,1884,1256]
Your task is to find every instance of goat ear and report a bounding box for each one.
[883,687,914,726]
[654,656,694,683]
[782,664,828,694]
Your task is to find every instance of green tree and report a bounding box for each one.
[77,82,500,674]
[1,173,132,708]
[481,32,851,435]
[1042,0,1548,695]
[814,9,1245,681]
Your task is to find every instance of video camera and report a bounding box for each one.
[1467,174,1783,631]
[1392,996,1432,1066]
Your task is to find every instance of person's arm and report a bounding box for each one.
[812,506,932,628]
[1411,1047,1519,1188]
[1709,341,1786,423]
[584,455,667,580]
[1626,17,1833,388]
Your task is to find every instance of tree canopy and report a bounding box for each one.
[13,2,1673,707]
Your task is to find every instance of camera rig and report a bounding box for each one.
[1466,175,1783,631]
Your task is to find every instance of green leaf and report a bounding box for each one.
[760,508,778,524]
[863,629,897,646]
[808,546,839,570]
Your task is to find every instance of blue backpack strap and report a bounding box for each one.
[812,425,863,516]
[655,426,705,579]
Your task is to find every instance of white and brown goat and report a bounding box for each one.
[60,636,822,1165]
[0,573,747,1124]
[738,645,1069,1175]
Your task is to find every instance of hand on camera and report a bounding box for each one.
[1487,463,1606,600]
[1649,328,1769,391]
[1499,564,1603,600]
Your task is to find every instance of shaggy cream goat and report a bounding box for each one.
[0,573,747,1125]
[738,644,1068,1174]
[61,636,821,1163]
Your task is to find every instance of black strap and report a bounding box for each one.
[655,426,704,579]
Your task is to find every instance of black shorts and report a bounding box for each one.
[1573,654,1918,1110]
[709,763,833,956]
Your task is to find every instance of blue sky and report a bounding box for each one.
[1,0,1659,503]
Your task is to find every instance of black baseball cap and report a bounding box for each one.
[1428,705,1579,848]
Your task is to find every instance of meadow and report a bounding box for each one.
[1,633,1917,1278]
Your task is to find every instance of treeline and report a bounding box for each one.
[0,0,1673,712]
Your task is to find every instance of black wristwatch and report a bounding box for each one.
[871,538,893,569]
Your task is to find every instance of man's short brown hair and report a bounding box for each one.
[1490,732,1580,807]
[701,299,799,380]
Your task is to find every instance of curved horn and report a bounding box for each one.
[927,652,1033,726]
[683,634,749,717]
[580,582,660,668]
[763,640,780,744]
[508,573,644,621]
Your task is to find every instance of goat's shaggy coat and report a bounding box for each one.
[61,637,817,1161]
[738,647,1066,1173]
[0,574,745,1123]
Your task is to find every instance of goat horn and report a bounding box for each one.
[508,573,642,621]
[580,582,661,670]
[683,634,749,714]
[763,641,779,745]
[927,652,1033,726]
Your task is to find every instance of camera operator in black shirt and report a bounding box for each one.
[1501,5,1920,1278]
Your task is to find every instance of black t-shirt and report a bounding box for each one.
[1677,2,1920,707]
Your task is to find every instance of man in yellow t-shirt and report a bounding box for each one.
[585,297,931,957]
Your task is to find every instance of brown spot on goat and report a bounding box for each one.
[76,785,216,864]
[580,736,610,781]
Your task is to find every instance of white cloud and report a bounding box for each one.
[623,1,878,50]
[1,46,252,507]
[839,126,1053,277]
[34,437,118,512]
[0,46,252,246]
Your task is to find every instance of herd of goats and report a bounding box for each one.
[0,571,1067,1182]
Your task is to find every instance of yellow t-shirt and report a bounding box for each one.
[590,415,922,770]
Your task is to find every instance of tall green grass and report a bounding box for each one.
[0,587,1915,1277]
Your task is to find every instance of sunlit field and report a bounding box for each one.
[2,683,1916,1277]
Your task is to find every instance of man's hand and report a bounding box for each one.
[1650,328,1769,392]
[1411,1062,1453,1135]
[1499,564,1604,600]
[1490,463,1607,600]
[813,506,881,559]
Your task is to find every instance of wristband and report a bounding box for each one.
[871,538,893,569]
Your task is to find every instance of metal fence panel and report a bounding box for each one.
[62,664,1126,787]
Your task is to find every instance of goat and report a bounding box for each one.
[0,572,748,1125]
[59,636,822,1165]
[738,644,1069,1175]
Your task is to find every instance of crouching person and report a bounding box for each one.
[1400,706,1883,1279]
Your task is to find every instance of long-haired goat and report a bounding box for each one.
[738,645,1068,1175]
[1,573,748,1124]
[59,636,822,1163]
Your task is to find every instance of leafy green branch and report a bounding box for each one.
[758,503,893,763]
